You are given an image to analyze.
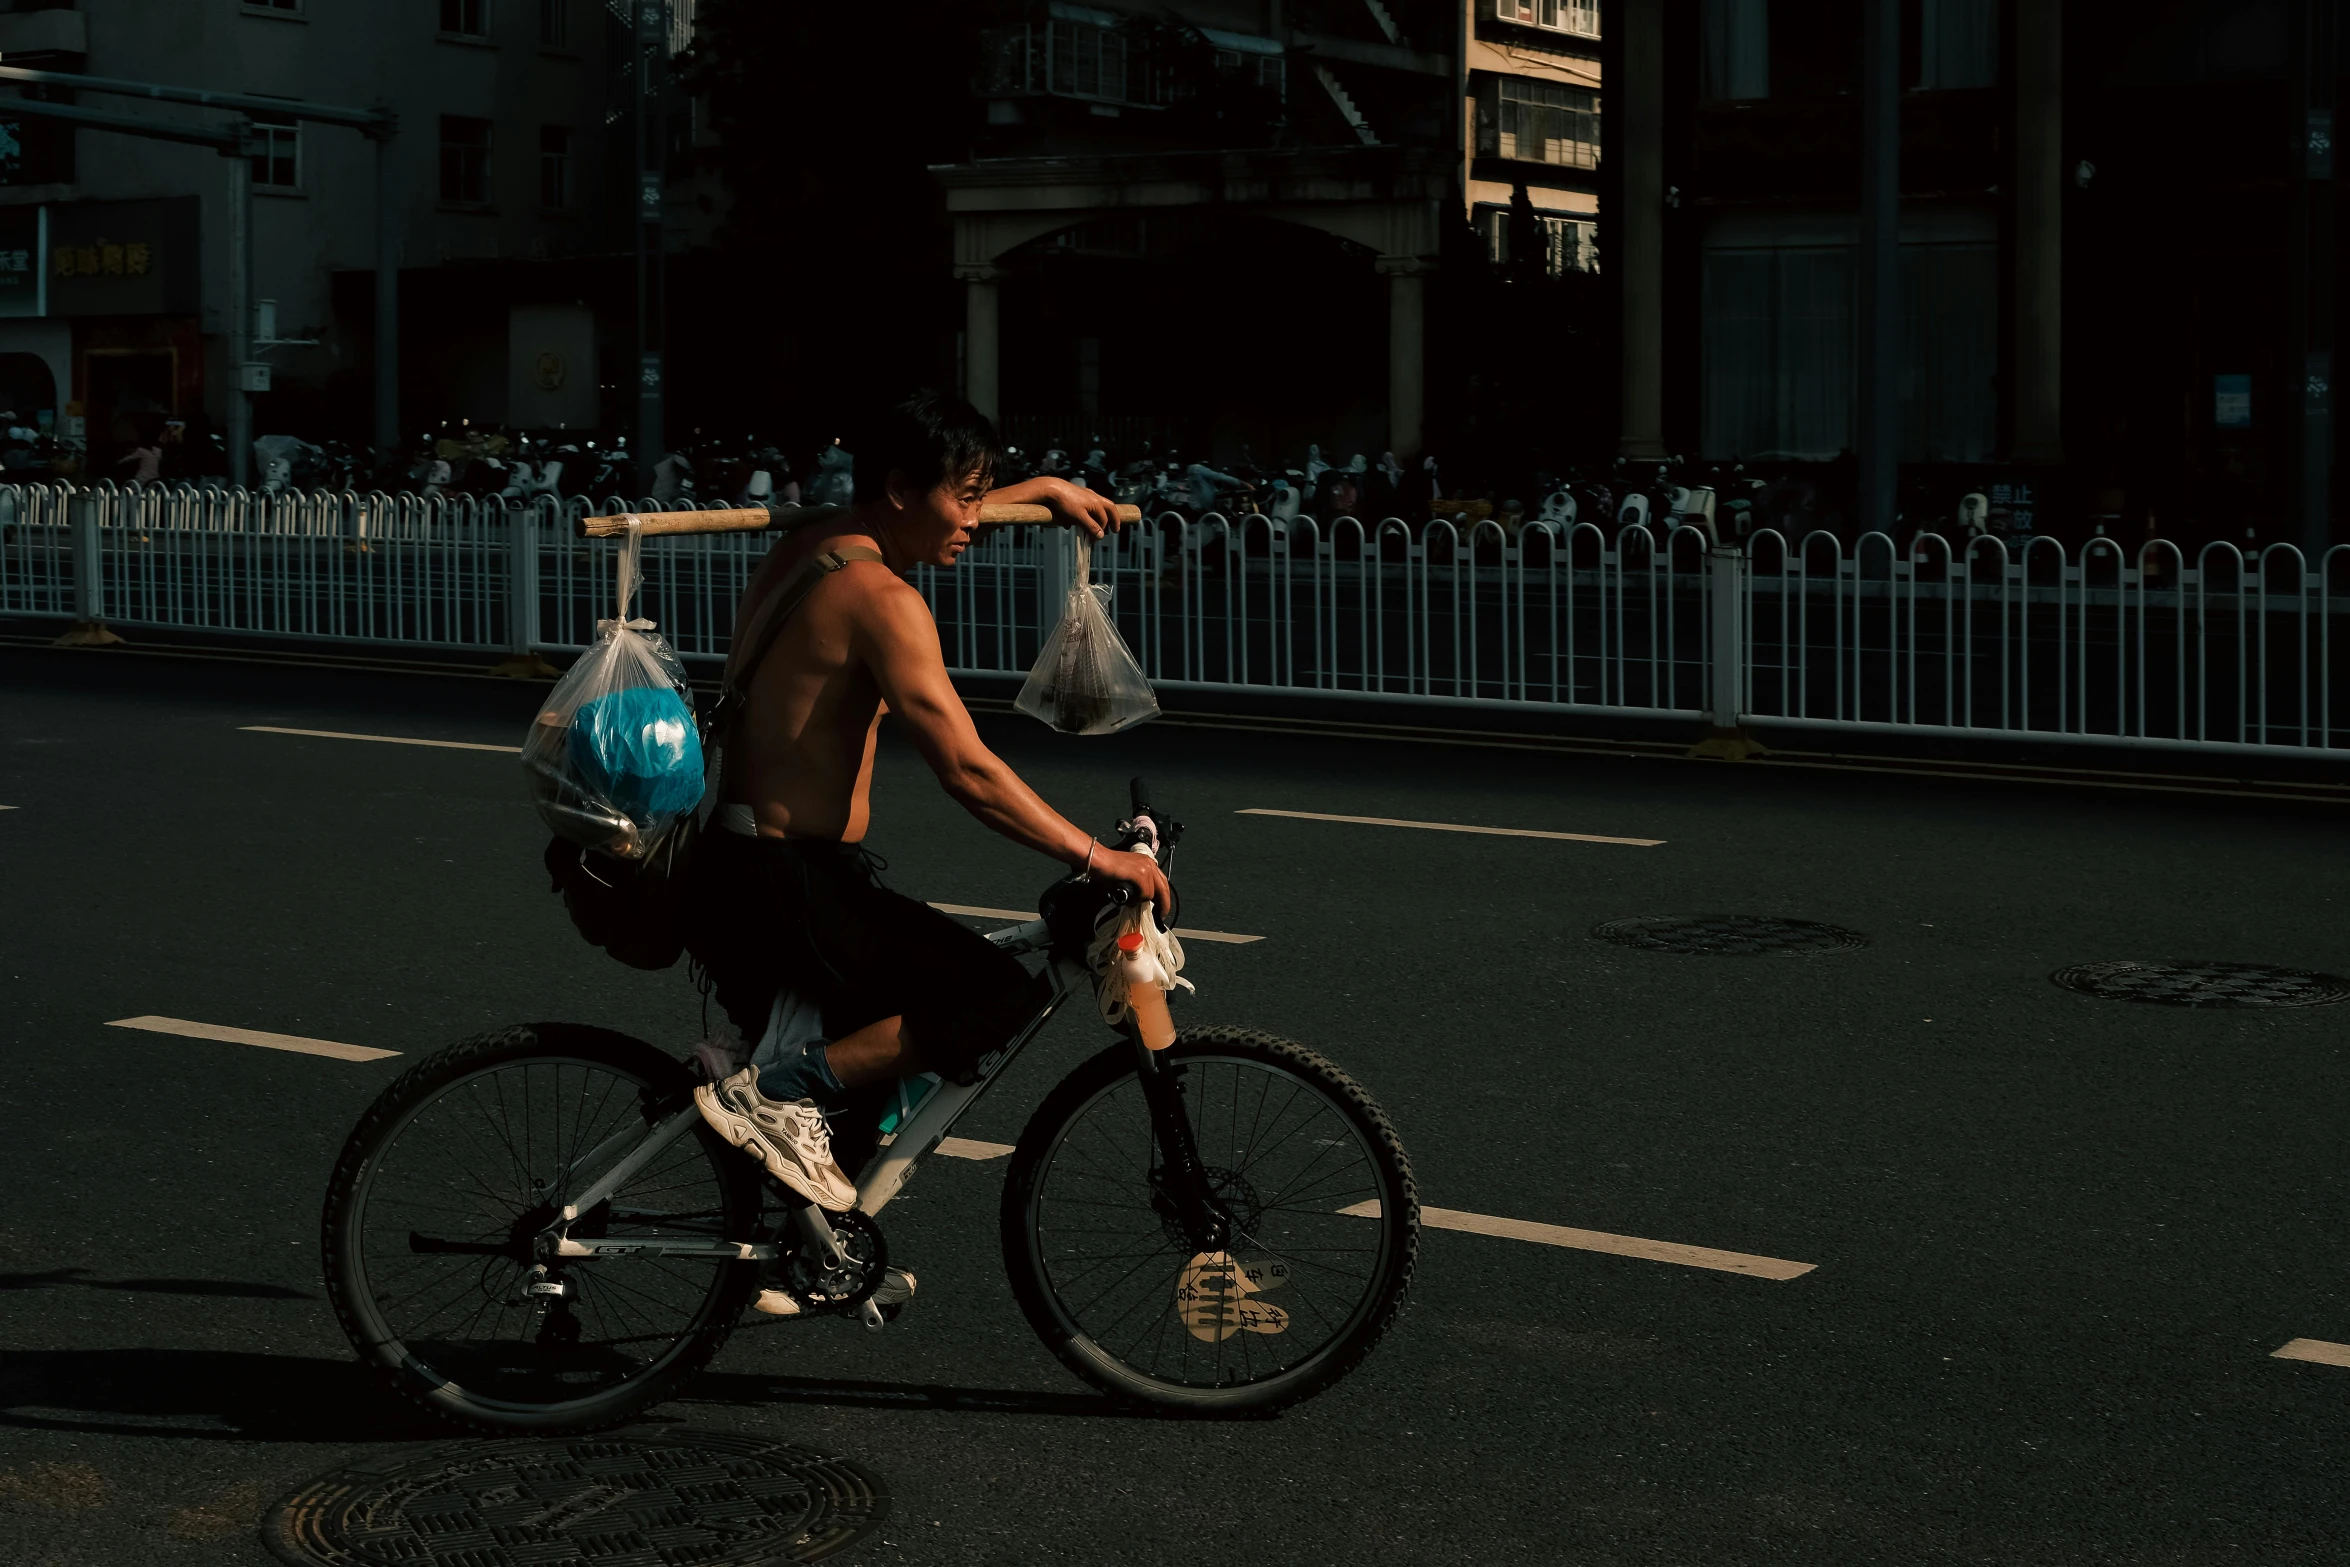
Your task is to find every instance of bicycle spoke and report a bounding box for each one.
[1028,1051,1399,1393]
[351,1050,747,1409]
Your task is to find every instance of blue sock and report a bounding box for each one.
[757,1039,845,1108]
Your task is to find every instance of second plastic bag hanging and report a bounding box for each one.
[1015,533,1160,736]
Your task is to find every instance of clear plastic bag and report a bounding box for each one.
[1015,534,1159,735]
[523,521,706,857]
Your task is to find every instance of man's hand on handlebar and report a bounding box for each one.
[1091,844,1173,919]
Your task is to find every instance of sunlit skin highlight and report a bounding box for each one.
[721,463,1163,1088]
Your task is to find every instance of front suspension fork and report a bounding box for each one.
[1131,1034,1232,1253]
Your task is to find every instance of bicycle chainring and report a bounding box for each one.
[778,1208,889,1311]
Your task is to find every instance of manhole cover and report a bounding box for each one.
[1592,915,1868,955]
[2050,960,2350,1009]
[265,1429,888,1567]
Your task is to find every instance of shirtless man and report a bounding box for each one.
[686,392,1171,1316]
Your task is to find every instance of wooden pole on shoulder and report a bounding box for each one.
[576,503,1142,539]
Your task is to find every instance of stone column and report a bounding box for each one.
[958,263,1003,421]
[1378,256,1434,455]
[1616,0,1668,460]
[2011,0,2063,462]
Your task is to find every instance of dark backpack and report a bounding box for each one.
[543,543,884,969]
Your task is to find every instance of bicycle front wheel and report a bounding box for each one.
[322,1023,761,1434]
[1002,1026,1417,1414]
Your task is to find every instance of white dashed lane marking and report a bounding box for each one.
[2274,1338,2350,1369]
[1339,1199,1814,1280]
[242,725,521,754]
[1239,807,1665,847]
[929,902,1263,945]
[937,1137,1016,1161]
[107,1016,401,1063]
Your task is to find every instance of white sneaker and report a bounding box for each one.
[693,1066,860,1212]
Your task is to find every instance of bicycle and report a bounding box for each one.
[321,779,1419,1432]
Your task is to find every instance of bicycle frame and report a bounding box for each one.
[542,918,1080,1261]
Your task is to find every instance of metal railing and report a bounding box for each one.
[4,480,2344,758]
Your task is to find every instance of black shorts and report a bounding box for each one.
[684,830,1041,1082]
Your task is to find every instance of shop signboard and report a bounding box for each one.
[0,204,42,318]
[46,196,199,317]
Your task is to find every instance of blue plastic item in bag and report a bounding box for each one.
[566,685,704,827]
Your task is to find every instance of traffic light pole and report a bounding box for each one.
[2290,0,2338,556]
[227,143,252,487]
[376,132,401,460]
[0,67,396,481]
[1857,0,1900,535]
[634,0,667,495]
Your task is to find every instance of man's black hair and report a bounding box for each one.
[850,390,1003,505]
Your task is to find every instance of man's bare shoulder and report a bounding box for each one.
[819,556,935,639]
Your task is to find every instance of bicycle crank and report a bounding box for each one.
[760,1203,888,1317]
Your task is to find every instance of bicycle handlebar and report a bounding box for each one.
[577,502,1143,540]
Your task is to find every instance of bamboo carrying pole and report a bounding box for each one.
[576,503,1142,539]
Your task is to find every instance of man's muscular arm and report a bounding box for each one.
[852,567,1171,913]
[983,476,1121,537]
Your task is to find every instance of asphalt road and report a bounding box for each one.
[2,648,2345,1565]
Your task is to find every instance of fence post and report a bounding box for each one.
[1688,540,1766,759]
[490,500,559,678]
[53,489,125,647]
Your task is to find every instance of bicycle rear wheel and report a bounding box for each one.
[322,1023,760,1434]
[1002,1026,1417,1414]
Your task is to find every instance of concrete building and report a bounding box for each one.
[1617,0,2339,550]
[0,0,632,471]
[934,0,1603,467]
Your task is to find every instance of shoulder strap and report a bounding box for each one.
[720,543,889,715]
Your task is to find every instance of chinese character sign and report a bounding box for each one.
[44,196,199,316]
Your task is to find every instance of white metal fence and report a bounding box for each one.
[4,481,2345,757]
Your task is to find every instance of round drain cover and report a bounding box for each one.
[2050,960,2350,1009]
[264,1429,888,1567]
[1592,915,1867,955]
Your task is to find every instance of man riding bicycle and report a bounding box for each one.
[685,392,1172,1318]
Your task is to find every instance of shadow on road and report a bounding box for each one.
[0,1348,443,1442]
[683,1370,1227,1421]
[0,1269,311,1299]
[0,1349,1185,1444]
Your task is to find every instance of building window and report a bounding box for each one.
[1491,0,1600,40]
[1481,208,1598,277]
[538,0,569,49]
[1047,18,1129,102]
[1918,0,1996,88]
[1484,79,1600,169]
[250,112,299,190]
[440,0,490,38]
[539,125,571,209]
[1214,47,1285,97]
[1702,0,1769,100]
[439,115,493,205]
